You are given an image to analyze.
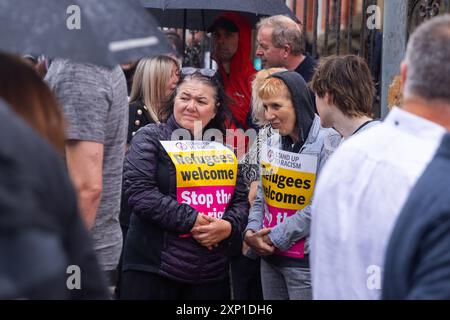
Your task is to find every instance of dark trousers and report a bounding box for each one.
[230,255,263,300]
[120,270,231,300]
[113,224,128,299]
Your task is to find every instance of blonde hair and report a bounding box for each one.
[258,76,291,102]
[251,68,286,127]
[129,55,179,122]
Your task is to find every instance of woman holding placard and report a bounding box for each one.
[243,71,341,300]
[120,68,248,300]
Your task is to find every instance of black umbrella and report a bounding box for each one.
[141,0,295,65]
[141,0,296,30]
[0,0,172,67]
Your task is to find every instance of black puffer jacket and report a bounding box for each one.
[0,101,108,299]
[122,115,249,284]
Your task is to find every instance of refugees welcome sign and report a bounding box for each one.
[261,146,317,259]
[161,141,237,220]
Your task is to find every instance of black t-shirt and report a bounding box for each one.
[294,54,317,83]
[294,54,318,112]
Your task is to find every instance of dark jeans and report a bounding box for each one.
[230,255,263,300]
[120,270,231,300]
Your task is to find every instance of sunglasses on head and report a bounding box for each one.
[181,67,217,78]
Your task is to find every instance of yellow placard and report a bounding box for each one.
[161,142,238,188]
[261,161,316,211]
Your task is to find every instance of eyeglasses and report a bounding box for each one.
[181,67,217,78]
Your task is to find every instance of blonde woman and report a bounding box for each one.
[230,68,286,301]
[244,71,340,300]
[127,55,180,142]
[243,67,287,205]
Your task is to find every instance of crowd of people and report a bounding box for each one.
[1,12,450,300]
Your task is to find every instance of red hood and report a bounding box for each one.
[213,12,256,129]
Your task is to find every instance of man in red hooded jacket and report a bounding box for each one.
[208,13,256,130]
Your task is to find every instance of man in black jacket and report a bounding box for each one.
[255,15,317,111]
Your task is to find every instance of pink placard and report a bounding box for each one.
[263,203,305,258]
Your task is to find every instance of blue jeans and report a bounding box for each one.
[260,259,312,300]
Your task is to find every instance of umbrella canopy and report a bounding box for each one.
[141,0,296,30]
[0,0,172,67]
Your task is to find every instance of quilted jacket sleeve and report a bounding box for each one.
[123,125,198,234]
